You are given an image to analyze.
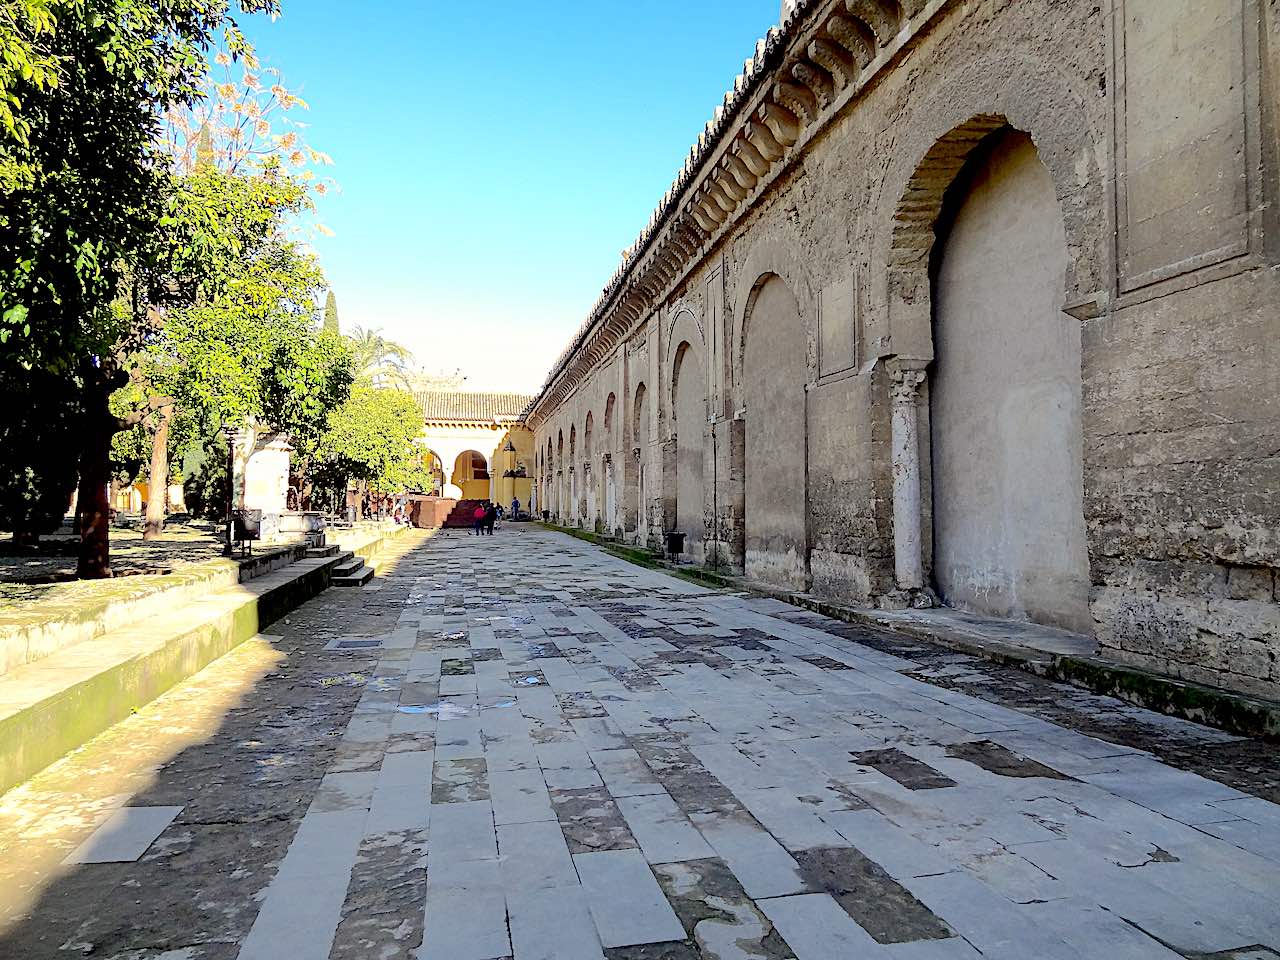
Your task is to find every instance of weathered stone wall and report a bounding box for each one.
[527,0,1279,697]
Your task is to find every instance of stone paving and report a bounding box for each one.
[1,526,1278,960]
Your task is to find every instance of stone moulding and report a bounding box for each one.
[527,0,954,427]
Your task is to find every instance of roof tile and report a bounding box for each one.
[416,390,535,423]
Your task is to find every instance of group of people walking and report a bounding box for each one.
[471,498,523,536]
[472,502,497,535]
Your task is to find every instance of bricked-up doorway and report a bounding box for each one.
[555,430,565,520]
[672,340,706,563]
[602,392,618,536]
[583,412,596,527]
[631,382,649,546]
[929,130,1090,632]
[743,274,808,591]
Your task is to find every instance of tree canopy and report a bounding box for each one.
[0,0,281,371]
[316,386,426,498]
[0,0,424,566]
[133,164,353,536]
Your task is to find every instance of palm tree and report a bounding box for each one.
[348,325,415,388]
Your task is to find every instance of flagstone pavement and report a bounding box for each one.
[1,526,1278,960]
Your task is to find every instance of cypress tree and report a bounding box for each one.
[323,289,340,335]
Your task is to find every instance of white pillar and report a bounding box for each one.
[889,361,927,590]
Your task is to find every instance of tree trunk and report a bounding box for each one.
[77,375,116,579]
[143,405,173,540]
[355,480,367,520]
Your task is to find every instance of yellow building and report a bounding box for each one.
[417,391,535,508]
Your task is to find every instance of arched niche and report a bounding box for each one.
[740,273,809,590]
[671,339,707,561]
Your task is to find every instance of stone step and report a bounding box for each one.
[331,557,364,578]
[0,557,338,796]
[0,542,314,679]
[305,544,339,559]
[332,564,374,587]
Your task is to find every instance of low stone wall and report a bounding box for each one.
[0,542,310,678]
[0,525,410,795]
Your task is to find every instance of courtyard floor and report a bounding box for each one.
[1,526,1278,960]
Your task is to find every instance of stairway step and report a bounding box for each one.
[332,565,374,587]
[305,544,339,558]
[332,558,364,577]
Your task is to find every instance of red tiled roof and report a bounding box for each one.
[416,390,534,423]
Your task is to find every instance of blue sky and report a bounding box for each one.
[242,1,781,392]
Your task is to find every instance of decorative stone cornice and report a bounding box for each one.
[526,0,954,428]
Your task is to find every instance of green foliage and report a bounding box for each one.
[0,360,79,538]
[179,430,228,520]
[156,167,330,421]
[0,1,59,148]
[322,289,339,335]
[132,165,353,502]
[0,0,281,371]
[108,383,150,486]
[315,386,426,495]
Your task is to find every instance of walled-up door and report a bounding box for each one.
[633,386,650,545]
[930,131,1090,632]
[673,344,705,561]
[743,276,807,590]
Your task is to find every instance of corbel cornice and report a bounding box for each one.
[526,0,957,429]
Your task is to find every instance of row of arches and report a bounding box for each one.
[537,120,1092,635]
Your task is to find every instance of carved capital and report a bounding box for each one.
[887,359,928,406]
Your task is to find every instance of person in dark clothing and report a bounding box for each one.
[484,503,498,535]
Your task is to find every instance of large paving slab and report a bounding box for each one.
[0,526,1276,960]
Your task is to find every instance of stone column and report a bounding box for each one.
[633,445,645,545]
[568,466,577,526]
[889,360,928,590]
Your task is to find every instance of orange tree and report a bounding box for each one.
[0,0,291,575]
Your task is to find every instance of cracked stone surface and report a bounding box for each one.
[0,526,1278,959]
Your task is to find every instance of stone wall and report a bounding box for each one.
[527,0,1279,698]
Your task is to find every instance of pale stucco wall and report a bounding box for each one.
[930,132,1091,634]
[674,343,707,562]
[744,276,808,590]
